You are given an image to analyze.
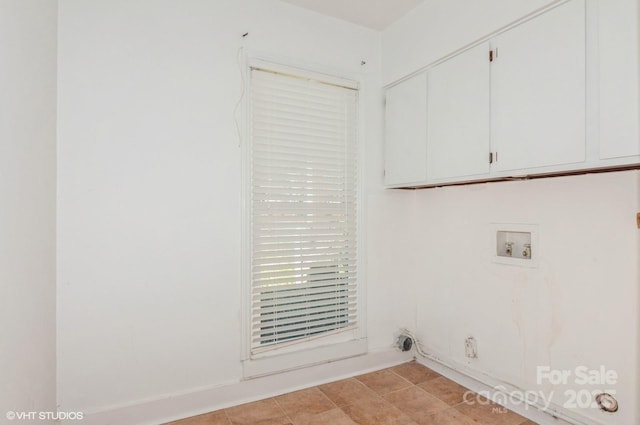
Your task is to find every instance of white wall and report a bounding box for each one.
[57,0,414,421]
[411,172,639,425]
[0,0,58,422]
[382,1,640,424]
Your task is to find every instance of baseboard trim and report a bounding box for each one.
[415,356,606,425]
[70,348,413,425]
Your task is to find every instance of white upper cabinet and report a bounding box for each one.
[384,72,427,186]
[383,0,640,188]
[491,0,586,173]
[598,0,640,160]
[427,42,491,182]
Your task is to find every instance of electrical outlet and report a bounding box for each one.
[465,337,477,358]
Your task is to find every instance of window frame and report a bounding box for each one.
[240,55,367,378]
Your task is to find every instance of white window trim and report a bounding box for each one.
[240,51,367,378]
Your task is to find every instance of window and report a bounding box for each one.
[247,62,359,357]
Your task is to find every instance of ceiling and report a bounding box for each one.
[280,0,426,31]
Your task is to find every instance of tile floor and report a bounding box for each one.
[166,361,537,425]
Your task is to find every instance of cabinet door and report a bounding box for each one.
[598,0,640,159]
[427,42,491,181]
[491,0,586,173]
[384,72,427,186]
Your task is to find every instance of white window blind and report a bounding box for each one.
[249,65,359,354]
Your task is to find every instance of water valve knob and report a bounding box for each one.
[505,242,513,256]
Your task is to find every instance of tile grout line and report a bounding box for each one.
[373,367,439,423]
[222,408,231,425]
[271,396,295,425]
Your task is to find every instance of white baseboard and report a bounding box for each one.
[70,348,413,425]
[415,356,606,425]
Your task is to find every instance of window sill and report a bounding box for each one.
[242,337,367,379]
